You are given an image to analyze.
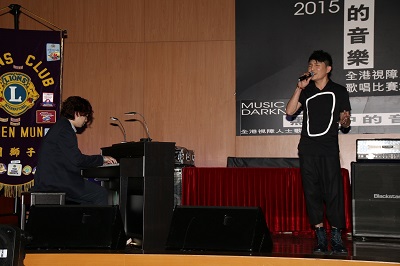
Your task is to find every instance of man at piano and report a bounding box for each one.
[32,96,117,205]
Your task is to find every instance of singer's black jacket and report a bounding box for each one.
[33,116,103,199]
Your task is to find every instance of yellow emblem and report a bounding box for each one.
[0,72,39,116]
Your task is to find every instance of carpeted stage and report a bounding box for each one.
[22,253,400,266]
[23,233,400,266]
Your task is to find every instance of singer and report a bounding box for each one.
[286,50,351,255]
[32,96,117,205]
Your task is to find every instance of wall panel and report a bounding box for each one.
[197,0,235,40]
[145,0,234,42]
[53,0,144,43]
[145,0,175,41]
[201,41,236,165]
[63,42,145,154]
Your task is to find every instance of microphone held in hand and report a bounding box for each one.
[110,116,127,143]
[298,71,314,82]
[124,111,152,142]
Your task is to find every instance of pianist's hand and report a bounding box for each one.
[103,156,117,165]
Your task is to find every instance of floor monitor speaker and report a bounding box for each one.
[25,205,126,250]
[0,225,25,266]
[166,206,273,252]
[352,162,400,238]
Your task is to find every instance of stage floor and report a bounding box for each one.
[271,233,400,263]
[24,233,400,266]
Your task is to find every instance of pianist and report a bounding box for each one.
[32,96,117,205]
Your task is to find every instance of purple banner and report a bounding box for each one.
[0,28,62,196]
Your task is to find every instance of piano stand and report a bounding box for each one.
[82,142,175,251]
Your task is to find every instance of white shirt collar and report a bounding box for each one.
[69,119,77,133]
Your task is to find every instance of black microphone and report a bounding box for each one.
[124,111,152,142]
[110,117,127,143]
[298,71,314,81]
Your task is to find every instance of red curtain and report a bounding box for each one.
[181,167,352,235]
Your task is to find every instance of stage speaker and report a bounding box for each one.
[352,162,400,238]
[0,225,25,266]
[25,205,126,250]
[165,206,273,252]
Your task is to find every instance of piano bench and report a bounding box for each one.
[20,192,66,230]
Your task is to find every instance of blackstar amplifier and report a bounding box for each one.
[352,162,400,238]
[356,139,400,162]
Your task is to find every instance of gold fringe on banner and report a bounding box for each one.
[0,180,34,197]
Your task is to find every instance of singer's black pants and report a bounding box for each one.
[299,154,345,229]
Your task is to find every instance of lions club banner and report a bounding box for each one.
[0,28,62,196]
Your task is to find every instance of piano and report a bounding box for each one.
[82,141,176,251]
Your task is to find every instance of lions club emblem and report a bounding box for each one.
[0,72,39,116]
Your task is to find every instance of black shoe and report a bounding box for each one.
[313,227,328,254]
[331,228,348,254]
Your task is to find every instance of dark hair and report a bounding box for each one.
[60,96,94,125]
[308,50,333,76]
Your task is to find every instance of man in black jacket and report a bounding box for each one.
[33,96,116,205]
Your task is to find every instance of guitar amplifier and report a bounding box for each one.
[356,139,400,162]
[352,162,400,238]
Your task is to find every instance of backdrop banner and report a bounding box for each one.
[0,28,62,196]
[236,0,400,135]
